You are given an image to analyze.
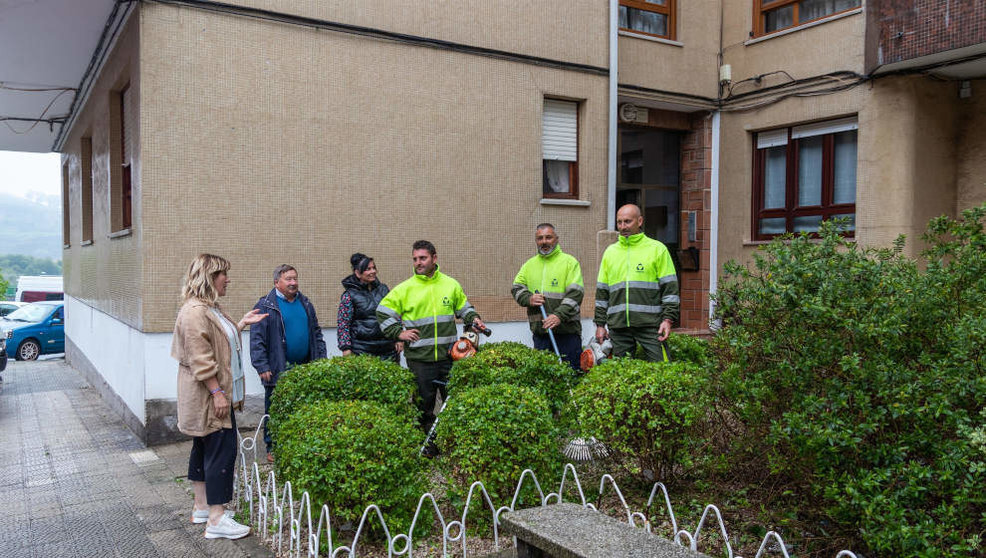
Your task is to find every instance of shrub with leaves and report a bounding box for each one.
[711,207,986,556]
[568,358,710,481]
[275,400,429,533]
[268,355,417,441]
[435,383,562,506]
[633,332,710,366]
[447,342,578,413]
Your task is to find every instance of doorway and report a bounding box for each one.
[616,128,681,267]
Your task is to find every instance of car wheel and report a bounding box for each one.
[17,339,41,361]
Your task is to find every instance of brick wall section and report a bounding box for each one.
[677,113,712,334]
[872,0,986,64]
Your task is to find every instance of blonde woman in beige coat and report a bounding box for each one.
[172,254,267,540]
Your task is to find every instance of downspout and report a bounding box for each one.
[708,110,721,325]
[607,0,618,230]
[709,0,724,327]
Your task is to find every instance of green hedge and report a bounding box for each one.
[275,400,428,533]
[448,342,578,413]
[435,383,563,505]
[268,356,418,442]
[569,358,710,481]
[712,207,986,556]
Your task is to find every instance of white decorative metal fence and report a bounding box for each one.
[236,417,858,558]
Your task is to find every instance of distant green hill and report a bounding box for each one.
[0,192,61,261]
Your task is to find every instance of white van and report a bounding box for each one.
[15,275,63,303]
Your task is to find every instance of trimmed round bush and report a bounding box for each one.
[569,358,710,481]
[448,342,578,413]
[275,400,429,532]
[435,383,563,504]
[268,356,417,441]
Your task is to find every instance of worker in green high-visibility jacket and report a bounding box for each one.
[376,240,487,455]
[511,223,585,370]
[594,204,679,362]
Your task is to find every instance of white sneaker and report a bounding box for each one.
[191,508,233,524]
[204,514,250,539]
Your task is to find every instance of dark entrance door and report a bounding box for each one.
[616,128,681,269]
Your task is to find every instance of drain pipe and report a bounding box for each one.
[607,0,618,230]
[708,110,721,325]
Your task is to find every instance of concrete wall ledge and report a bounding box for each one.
[501,502,709,558]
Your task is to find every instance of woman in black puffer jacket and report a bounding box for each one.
[337,253,401,361]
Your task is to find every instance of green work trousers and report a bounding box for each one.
[609,325,669,362]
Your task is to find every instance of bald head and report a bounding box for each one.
[616,204,644,237]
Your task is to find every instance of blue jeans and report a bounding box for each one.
[533,332,582,371]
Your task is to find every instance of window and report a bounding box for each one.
[81,137,94,243]
[752,117,857,239]
[109,83,133,233]
[61,162,70,246]
[754,0,860,36]
[619,0,675,40]
[542,99,579,199]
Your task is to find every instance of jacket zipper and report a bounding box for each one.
[431,279,438,361]
[625,240,631,327]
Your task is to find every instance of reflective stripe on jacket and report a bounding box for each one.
[511,246,584,336]
[376,266,478,362]
[594,232,679,329]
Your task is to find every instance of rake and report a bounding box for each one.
[535,294,609,463]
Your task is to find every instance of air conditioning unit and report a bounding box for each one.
[619,103,649,124]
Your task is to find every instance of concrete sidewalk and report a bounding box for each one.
[0,358,273,558]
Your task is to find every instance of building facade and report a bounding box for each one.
[56,1,985,443]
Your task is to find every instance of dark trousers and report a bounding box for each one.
[263,385,275,452]
[609,326,669,362]
[188,411,238,506]
[533,332,583,371]
[407,359,453,432]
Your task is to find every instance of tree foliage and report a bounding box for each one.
[0,253,61,284]
[711,206,986,556]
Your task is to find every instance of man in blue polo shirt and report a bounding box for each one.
[250,264,326,462]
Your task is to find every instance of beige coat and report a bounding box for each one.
[171,299,244,437]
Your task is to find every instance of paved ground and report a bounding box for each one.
[0,357,273,558]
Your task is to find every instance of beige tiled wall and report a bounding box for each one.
[61,14,143,330]
[224,0,609,69]
[137,2,609,332]
[618,0,720,99]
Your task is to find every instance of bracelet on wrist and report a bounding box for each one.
[210,387,224,395]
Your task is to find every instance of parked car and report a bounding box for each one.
[0,329,7,372]
[0,301,27,317]
[0,301,65,361]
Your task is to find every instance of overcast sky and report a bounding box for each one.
[0,150,61,199]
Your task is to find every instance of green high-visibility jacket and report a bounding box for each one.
[594,232,679,329]
[376,266,479,362]
[511,246,585,336]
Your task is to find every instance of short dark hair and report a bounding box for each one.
[536,223,556,233]
[412,240,436,255]
[273,264,296,282]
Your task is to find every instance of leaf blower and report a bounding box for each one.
[580,337,613,371]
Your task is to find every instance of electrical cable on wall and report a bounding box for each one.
[1,87,74,135]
